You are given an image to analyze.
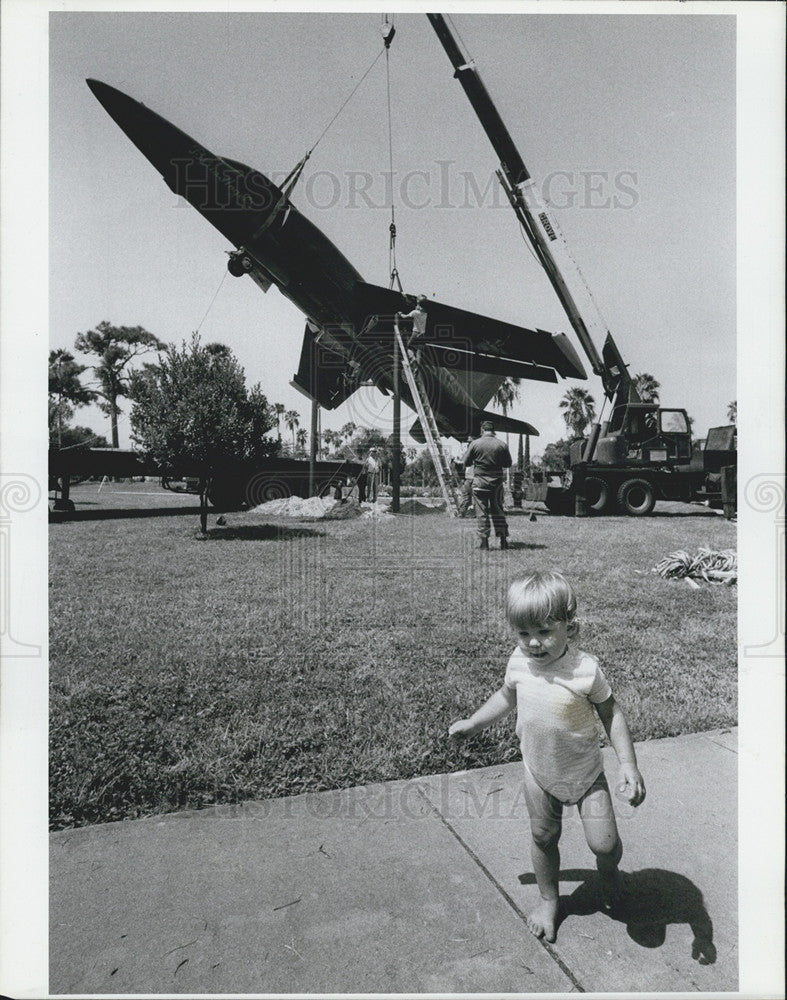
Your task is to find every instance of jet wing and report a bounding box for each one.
[352,283,586,381]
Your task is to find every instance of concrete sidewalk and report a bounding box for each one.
[50,729,737,995]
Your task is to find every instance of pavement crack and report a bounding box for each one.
[161,937,199,958]
[273,897,302,911]
[414,784,586,994]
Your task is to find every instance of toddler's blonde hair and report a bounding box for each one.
[506,571,578,634]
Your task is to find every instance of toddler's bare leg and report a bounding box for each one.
[578,774,623,908]
[521,763,562,942]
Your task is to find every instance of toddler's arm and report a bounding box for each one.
[595,695,646,806]
[448,685,516,738]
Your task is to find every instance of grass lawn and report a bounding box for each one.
[50,483,737,829]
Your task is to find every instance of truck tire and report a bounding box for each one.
[245,475,292,508]
[207,479,245,512]
[545,486,574,515]
[584,476,611,513]
[617,478,656,516]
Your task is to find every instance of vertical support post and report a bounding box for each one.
[309,396,318,495]
[392,329,401,513]
[53,474,74,512]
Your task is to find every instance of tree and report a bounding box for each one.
[56,426,110,450]
[49,349,96,447]
[535,439,571,472]
[296,427,308,455]
[493,377,521,419]
[340,421,357,443]
[559,387,596,440]
[284,410,300,451]
[323,428,341,455]
[75,321,165,447]
[129,334,278,528]
[346,426,404,484]
[401,449,438,488]
[727,400,737,425]
[632,372,661,404]
[205,342,233,360]
[273,402,286,441]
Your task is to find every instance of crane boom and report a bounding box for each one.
[427,13,635,403]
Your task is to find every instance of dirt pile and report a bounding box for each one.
[397,498,446,515]
[250,495,339,519]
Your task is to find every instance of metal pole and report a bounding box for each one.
[309,396,318,495]
[392,330,401,512]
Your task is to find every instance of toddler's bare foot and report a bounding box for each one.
[526,898,559,942]
[599,867,624,911]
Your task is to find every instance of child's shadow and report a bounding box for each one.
[519,868,716,964]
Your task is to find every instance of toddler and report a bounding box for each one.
[449,571,645,942]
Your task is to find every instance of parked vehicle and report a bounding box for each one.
[49,447,359,512]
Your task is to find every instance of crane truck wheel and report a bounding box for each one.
[617,478,656,516]
[545,486,574,515]
[584,476,611,513]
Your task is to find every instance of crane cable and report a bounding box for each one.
[302,45,386,169]
[195,29,390,334]
[194,267,228,335]
[382,16,403,292]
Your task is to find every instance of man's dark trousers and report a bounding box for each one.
[473,479,507,539]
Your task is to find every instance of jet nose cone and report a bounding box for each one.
[85,78,122,111]
[85,78,146,126]
[85,78,199,187]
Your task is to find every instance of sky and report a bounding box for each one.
[48,9,738,457]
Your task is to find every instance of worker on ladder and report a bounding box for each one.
[396,294,428,375]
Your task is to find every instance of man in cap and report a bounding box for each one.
[362,446,380,504]
[463,421,512,549]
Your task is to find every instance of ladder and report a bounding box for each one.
[394,322,462,517]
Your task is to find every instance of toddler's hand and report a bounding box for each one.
[616,763,646,806]
[448,718,475,738]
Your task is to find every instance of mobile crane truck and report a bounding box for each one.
[428,14,736,517]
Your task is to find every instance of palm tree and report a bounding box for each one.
[296,427,308,455]
[49,349,95,447]
[633,372,661,404]
[341,421,357,443]
[322,429,340,455]
[727,400,737,425]
[284,409,300,451]
[516,432,531,475]
[560,387,597,440]
[273,402,286,442]
[493,377,521,425]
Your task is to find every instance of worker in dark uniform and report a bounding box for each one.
[463,420,512,549]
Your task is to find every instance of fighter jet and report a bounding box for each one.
[86,79,586,441]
